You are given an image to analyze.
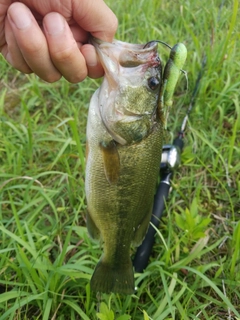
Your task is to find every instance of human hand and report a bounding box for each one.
[0,0,118,82]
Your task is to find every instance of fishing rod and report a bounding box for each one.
[133,54,207,274]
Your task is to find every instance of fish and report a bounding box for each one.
[85,37,186,294]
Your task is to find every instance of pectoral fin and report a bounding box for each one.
[100,140,120,184]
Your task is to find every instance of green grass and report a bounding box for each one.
[0,0,239,319]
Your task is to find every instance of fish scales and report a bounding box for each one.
[85,38,164,294]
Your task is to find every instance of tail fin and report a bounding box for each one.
[90,258,134,295]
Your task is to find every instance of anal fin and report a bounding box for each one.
[132,206,153,247]
[86,211,101,240]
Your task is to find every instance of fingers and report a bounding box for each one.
[42,12,88,83]
[3,0,118,82]
[73,0,118,42]
[7,3,61,82]
[4,16,32,73]
[81,44,104,79]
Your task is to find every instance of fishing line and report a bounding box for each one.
[144,40,188,82]
[143,39,172,50]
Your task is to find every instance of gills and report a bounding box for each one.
[85,38,186,294]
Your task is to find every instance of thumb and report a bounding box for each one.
[72,0,118,42]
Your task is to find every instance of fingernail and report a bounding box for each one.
[8,4,32,29]
[44,13,65,36]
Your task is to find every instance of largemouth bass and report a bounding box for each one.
[85,38,187,294]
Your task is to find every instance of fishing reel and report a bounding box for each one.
[160,143,181,172]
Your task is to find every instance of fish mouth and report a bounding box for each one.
[90,37,160,69]
[90,37,158,51]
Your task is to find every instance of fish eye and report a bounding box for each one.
[148,77,160,91]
